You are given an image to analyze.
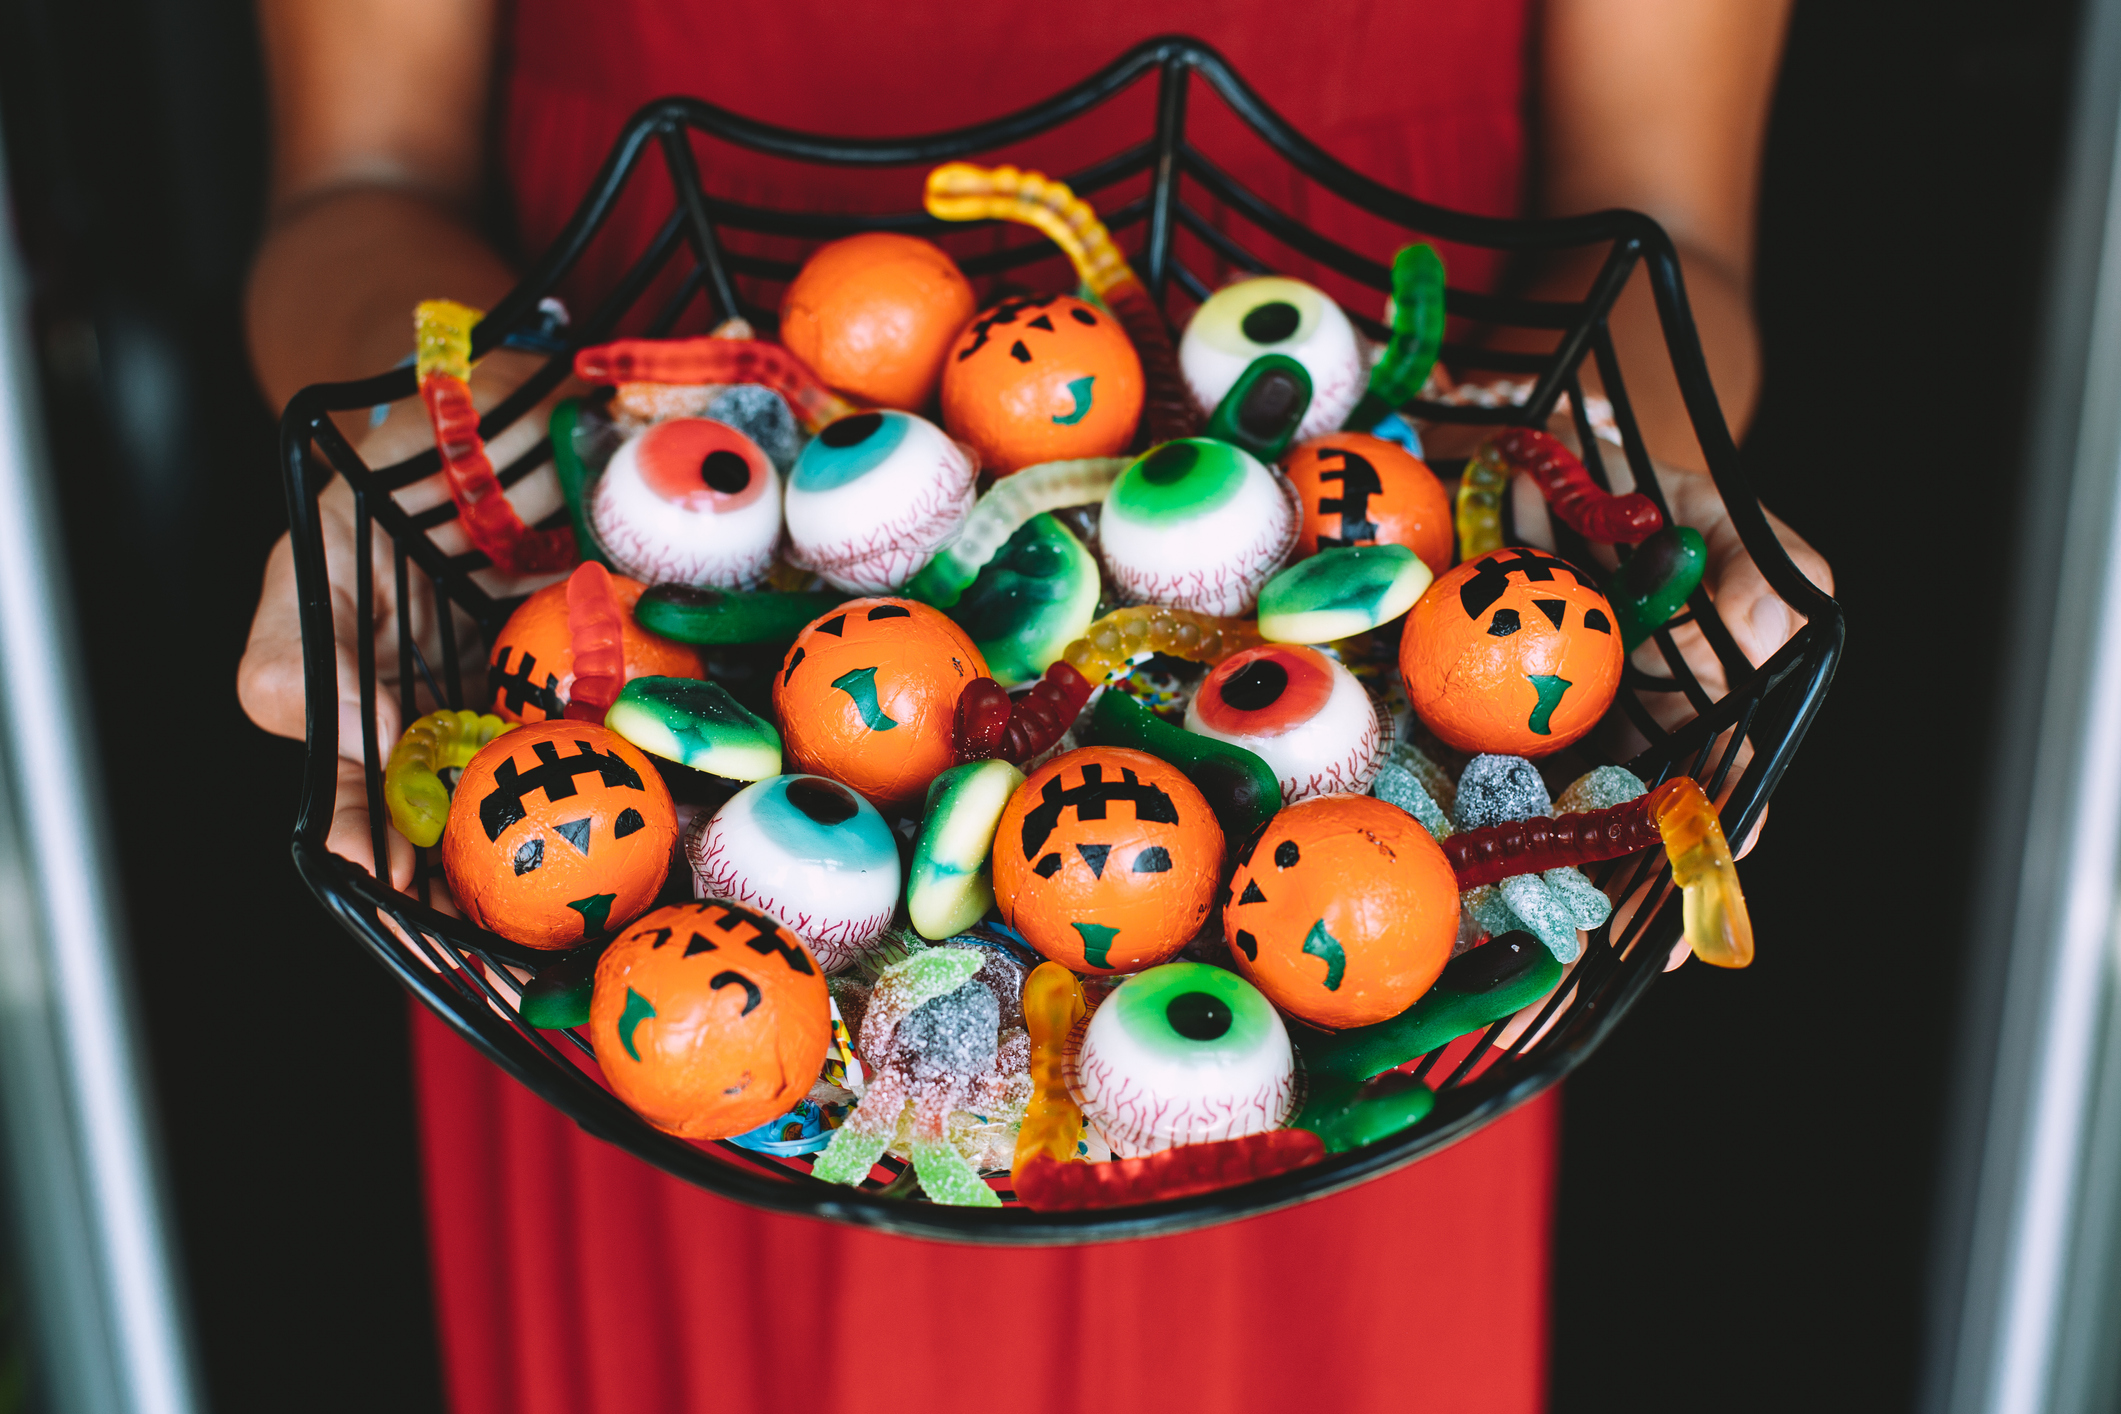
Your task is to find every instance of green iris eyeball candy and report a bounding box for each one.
[1256,543,1433,644]
[603,675,782,781]
[907,759,1027,940]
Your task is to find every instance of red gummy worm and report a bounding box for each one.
[1441,786,1677,889]
[1102,283,1201,446]
[1493,428,1663,545]
[1012,1129,1324,1211]
[952,678,1012,760]
[999,662,1094,764]
[561,561,626,722]
[573,338,844,428]
[419,373,576,575]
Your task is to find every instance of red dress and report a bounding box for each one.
[415,5,1553,1410]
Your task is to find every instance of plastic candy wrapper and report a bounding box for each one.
[903,457,1125,609]
[925,162,1198,445]
[1343,243,1446,433]
[384,709,517,847]
[1013,1129,1324,1211]
[413,299,576,575]
[573,337,856,435]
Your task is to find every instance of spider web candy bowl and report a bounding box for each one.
[280,36,1842,1244]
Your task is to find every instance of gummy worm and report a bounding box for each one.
[1610,525,1708,651]
[984,607,1265,764]
[414,300,577,576]
[1343,243,1447,432]
[562,561,626,722]
[1012,1129,1324,1210]
[903,457,1126,609]
[924,162,1199,444]
[572,338,857,435]
[951,677,1012,760]
[1012,962,1088,1172]
[383,709,517,847]
[1454,436,1509,561]
[1441,790,1664,888]
[1488,428,1663,545]
[546,399,613,570]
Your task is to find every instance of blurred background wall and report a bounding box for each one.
[0,1,2083,1410]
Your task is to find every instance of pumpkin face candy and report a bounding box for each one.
[778,232,977,410]
[940,293,1144,475]
[589,900,831,1140]
[1284,432,1453,577]
[1400,547,1624,757]
[486,575,703,724]
[993,747,1225,974]
[441,721,678,949]
[773,597,987,813]
[1224,794,1459,1028]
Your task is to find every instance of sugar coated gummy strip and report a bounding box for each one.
[1256,543,1433,644]
[907,759,1026,940]
[1012,962,1089,1172]
[1202,354,1312,463]
[924,162,1198,444]
[1650,777,1754,967]
[383,709,517,847]
[903,457,1126,609]
[561,562,627,722]
[1343,243,1447,433]
[632,584,843,647]
[603,675,781,781]
[572,337,856,434]
[414,299,577,575]
[1012,1129,1324,1211]
[1488,428,1663,545]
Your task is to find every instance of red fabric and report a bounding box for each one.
[416,1006,1556,1414]
[416,6,1551,1411]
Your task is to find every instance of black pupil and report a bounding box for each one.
[1140,440,1199,485]
[700,450,751,493]
[1239,370,1304,436]
[1221,659,1288,710]
[1166,991,1233,1041]
[821,411,883,447]
[1241,300,1301,344]
[786,777,859,825]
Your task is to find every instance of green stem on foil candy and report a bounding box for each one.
[548,399,614,570]
[901,456,1127,609]
[1342,243,1447,434]
[1202,354,1312,463]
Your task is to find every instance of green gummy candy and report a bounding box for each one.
[548,400,615,571]
[945,514,1100,687]
[1296,1071,1436,1154]
[909,1137,1002,1207]
[633,583,843,646]
[1203,353,1313,463]
[518,946,602,1030]
[1257,544,1432,644]
[1294,931,1563,1086]
[1555,765,1646,815]
[1499,874,1585,963]
[1085,687,1281,844]
[908,759,1025,940]
[1343,243,1447,433]
[1611,525,1708,651]
[811,1122,895,1187]
[604,675,782,780]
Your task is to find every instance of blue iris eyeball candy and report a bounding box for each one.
[1098,438,1300,617]
[591,417,782,588]
[784,409,978,595]
[1180,276,1365,442]
[687,773,901,973]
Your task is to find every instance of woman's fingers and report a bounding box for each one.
[327,755,415,890]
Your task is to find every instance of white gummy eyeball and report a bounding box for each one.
[784,410,977,594]
[591,417,781,588]
[1180,276,1365,441]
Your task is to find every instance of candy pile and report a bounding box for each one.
[383,163,1751,1209]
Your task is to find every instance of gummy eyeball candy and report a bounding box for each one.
[1098,439,1298,617]
[590,417,781,588]
[1223,794,1460,1028]
[1185,644,1387,804]
[785,411,977,595]
[992,747,1226,975]
[1283,432,1454,577]
[1400,546,1624,757]
[778,232,977,410]
[773,597,986,813]
[589,900,831,1139]
[689,774,900,973]
[945,512,1100,687]
[440,721,677,949]
[1070,962,1296,1157]
[1180,276,1364,442]
[941,293,1145,475]
[486,575,703,724]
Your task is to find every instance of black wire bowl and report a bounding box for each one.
[279,36,1843,1244]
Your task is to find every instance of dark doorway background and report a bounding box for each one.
[0,3,2080,1410]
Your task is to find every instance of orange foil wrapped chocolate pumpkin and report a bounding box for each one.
[441,720,677,949]
[1283,432,1454,577]
[993,747,1224,974]
[485,574,702,724]
[773,597,986,814]
[778,233,977,410]
[1222,793,1459,1028]
[1400,547,1624,758]
[940,293,1144,475]
[589,900,832,1140]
